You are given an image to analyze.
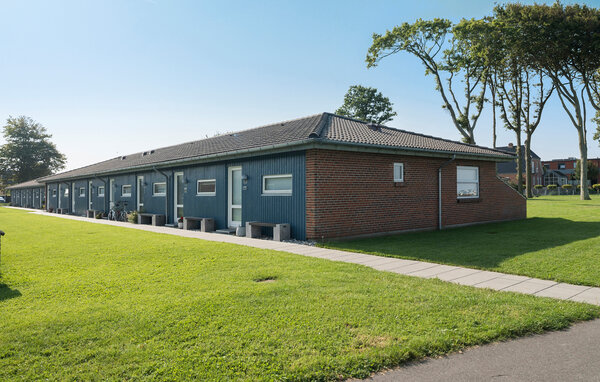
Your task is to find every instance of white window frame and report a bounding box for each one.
[456,166,479,199]
[393,163,404,182]
[52,189,57,197]
[262,174,293,195]
[64,188,69,197]
[79,187,85,197]
[153,182,166,196]
[196,179,216,196]
[121,185,132,197]
[98,186,105,197]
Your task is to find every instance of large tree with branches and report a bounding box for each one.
[366,19,488,144]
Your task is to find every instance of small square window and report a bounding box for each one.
[393,163,404,182]
[52,189,57,197]
[98,186,105,197]
[153,182,166,196]
[79,187,85,197]
[64,188,69,197]
[263,174,292,195]
[197,179,216,196]
[122,185,132,197]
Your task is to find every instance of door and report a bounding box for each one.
[174,172,184,223]
[228,166,242,227]
[72,183,76,212]
[137,176,144,212]
[88,181,93,210]
[109,179,115,209]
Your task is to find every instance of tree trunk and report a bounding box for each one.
[525,133,533,198]
[516,130,523,194]
[492,89,497,148]
[577,128,591,200]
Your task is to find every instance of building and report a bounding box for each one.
[6,179,46,209]
[496,143,543,186]
[14,113,525,239]
[542,157,600,186]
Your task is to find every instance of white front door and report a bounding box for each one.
[228,166,242,227]
[174,172,184,223]
[137,176,144,212]
[109,179,115,209]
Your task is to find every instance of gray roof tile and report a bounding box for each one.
[41,113,513,182]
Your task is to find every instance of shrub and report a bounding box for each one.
[95,213,103,219]
[561,184,573,190]
[128,210,139,224]
[593,184,600,192]
[534,185,543,189]
[547,184,557,190]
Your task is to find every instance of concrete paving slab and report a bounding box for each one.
[407,265,458,278]
[433,267,481,281]
[475,276,529,291]
[370,259,418,271]
[451,271,504,286]
[570,288,600,305]
[535,283,591,300]
[502,279,558,294]
[388,261,439,275]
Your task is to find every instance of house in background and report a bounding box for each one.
[496,143,543,186]
[542,158,600,186]
[10,113,525,240]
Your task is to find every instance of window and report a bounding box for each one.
[153,182,166,196]
[52,189,57,197]
[558,163,566,169]
[79,187,85,197]
[263,174,292,195]
[98,186,105,197]
[457,166,479,198]
[393,163,404,182]
[197,179,216,196]
[64,188,69,197]
[122,185,132,197]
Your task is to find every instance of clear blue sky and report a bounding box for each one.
[1,0,600,171]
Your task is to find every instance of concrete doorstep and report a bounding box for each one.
[8,207,600,306]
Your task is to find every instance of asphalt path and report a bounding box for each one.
[353,319,600,382]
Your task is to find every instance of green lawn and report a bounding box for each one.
[0,208,597,380]
[323,195,600,287]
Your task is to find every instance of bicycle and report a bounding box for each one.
[108,201,129,222]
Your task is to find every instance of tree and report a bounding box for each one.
[482,8,554,197]
[0,116,66,186]
[513,3,600,200]
[366,19,488,144]
[335,85,397,124]
[573,159,599,185]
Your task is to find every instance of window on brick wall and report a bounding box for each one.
[457,166,479,198]
[393,163,404,182]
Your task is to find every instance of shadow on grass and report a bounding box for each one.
[0,284,21,302]
[324,218,600,269]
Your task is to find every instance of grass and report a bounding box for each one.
[0,207,598,381]
[323,195,600,287]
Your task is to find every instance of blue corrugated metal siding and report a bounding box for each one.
[30,151,307,238]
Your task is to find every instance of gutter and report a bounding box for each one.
[438,155,456,230]
[153,166,169,220]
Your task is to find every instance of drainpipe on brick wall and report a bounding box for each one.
[153,166,169,222]
[438,155,456,230]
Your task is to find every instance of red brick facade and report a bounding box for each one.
[305,149,526,240]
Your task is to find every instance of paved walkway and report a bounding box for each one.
[351,318,600,382]
[10,207,600,306]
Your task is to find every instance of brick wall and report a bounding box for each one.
[305,149,526,240]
